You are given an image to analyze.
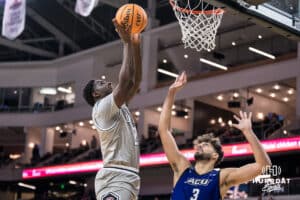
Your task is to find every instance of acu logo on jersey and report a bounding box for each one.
[101,192,119,200]
[185,178,211,186]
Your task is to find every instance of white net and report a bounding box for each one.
[171,0,224,52]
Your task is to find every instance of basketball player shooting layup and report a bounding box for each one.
[83,19,141,200]
[158,72,272,200]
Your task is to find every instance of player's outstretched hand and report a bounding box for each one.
[232,111,252,133]
[112,18,131,44]
[169,71,187,94]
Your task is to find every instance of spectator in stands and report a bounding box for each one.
[31,144,40,164]
[91,135,98,149]
[82,19,142,200]
[158,72,271,200]
[264,112,284,138]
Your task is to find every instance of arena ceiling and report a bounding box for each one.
[0,0,297,63]
[0,0,174,62]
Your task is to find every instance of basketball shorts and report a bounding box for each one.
[95,167,140,200]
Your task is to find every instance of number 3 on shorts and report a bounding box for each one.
[190,188,200,200]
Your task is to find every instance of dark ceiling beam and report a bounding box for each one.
[0,37,57,58]
[22,37,56,44]
[98,0,129,8]
[27,7,81,51]
[56,0,115,40]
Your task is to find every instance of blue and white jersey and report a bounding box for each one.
[171,167,221,200]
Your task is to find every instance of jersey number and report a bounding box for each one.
[190,188,200,200]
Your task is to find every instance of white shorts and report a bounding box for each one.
[97,187,136,200]
[95,167,140,200]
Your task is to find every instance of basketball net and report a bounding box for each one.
[170,0,224,52]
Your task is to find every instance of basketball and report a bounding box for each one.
[115,4,148,34]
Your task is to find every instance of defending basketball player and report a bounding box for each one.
[158,72,272,200]
[82,19,141,200]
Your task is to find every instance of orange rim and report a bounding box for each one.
[169,0,224,15]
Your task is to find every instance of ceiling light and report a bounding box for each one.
[65,143,70,147]
[283,97,289,102]
[257,112,264,120]
[171,111,176,116]
[232,41,236,46]
[184,108,189,112]
[89,120,93,124]
[287,89,294,95]
[216,95,224,101]
[92,125,96,130]
[228,120,233,127]
[79,122,84,126]
[135,111,140,116]
[200,58,228,71]
[256,88,263,93]
[40,88,57,95]
[249,47,275,60]
[69,180,77,185]
[55,126,61,131]
[233,92,239,98]
[157,107,162,112]
[218,117,223,123]
[258,35,263,39]
[81,140,87,146]
[18,182,36,190]
[210,119,216,125]
[9,154,21,160]
[184,115,189,119]
[273,84,280,90]
[157,68,178,78]
[28,142,35,149]
[172,105,176,109]
[221,122,226,127]
[184,54,188,59]
[162,59,167,63]
[283,130,287,135]
[57,87,72,94]
[270,93,276,98]
[101,75,106,80]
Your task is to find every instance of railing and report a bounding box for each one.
[0,103,74,113]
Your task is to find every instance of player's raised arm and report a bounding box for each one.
[126,33,142,102]
[158,72,190,175]
[222,111,272,187]
[112,19,139,107]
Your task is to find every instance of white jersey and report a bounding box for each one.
[92,93,140,172]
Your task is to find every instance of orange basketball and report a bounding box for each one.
[115,4,148,34]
